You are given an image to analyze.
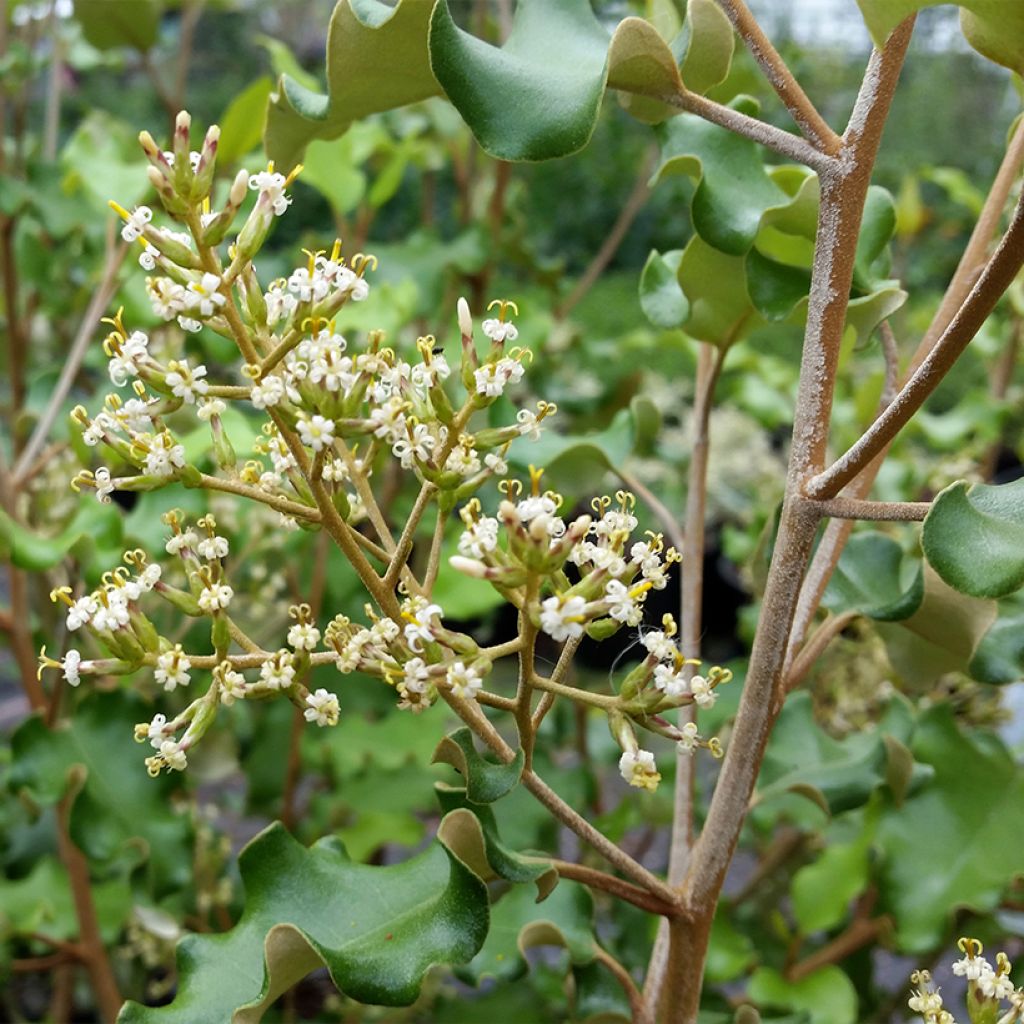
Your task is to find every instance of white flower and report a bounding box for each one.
[653,663,687,699]
[94,467,115,504]
[642,629,676,661]
[304,688,340,727]
[108,330,149,386]
[287,622,321,651]
[165,361,209,404]
[516,408,543,440]
[62,649,82,686]
[92,592,131,632]
[147,713,168,748]
[539,594,588,642]
[446,662,482,700]
[250,374,286,409]
[619,750,660,791]
[297,414,335,452]
[66,594,98,630]
[186,273,226,318]
[160,740,187,772]
[166,529,198,555]
[197,397,225,421]
[177,316,203,333]
[120,205,152,242]
[140,563,162,590]
[403,602,442,652]
[978,968,1014,1000]
[604,579,643,625]
[689,674,716,709]
[677,722,700,753]
[401,657,431,694]
[484,451,508,475]
[198,582,233,612]
[139,243,159,270]
[145,442,186,478]
[259,651,296,690]
[155,644,191,691]
[952,954,992,981]
[248,168,291,216]
[458,517,499,559]
[197,536,229,560]
[481,317,518,343]
[392,422,437,468]
[219,667,247,706]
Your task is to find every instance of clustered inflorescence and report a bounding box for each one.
[39,110,730,787]
[909,938,1024,1024]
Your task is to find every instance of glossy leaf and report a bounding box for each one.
[654,97,786,255]
[922,476,1024,598]
[877,705,1024,951]
[9,693,193,895]
[639,248,688,328]
[432,727,524,804]
[435,786,558,898]
[217,77,274,166]
[856,0,1024,76]
[264,0,440,172]
[118,818,491,1022]
[822,531,923,622]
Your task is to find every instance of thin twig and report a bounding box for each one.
[809,497,930,521]
[807,189,1024,500]
[783,610,858,694]
[593,946,651,1024]
[714,0,841,154]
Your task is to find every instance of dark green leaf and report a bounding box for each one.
[923,477,1024,598]
[117,818,491,1022]
[639,249,688,328]
[822,532,923,622]
[74,0,161,51]
[432,727,524,804]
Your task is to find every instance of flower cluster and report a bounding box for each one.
[40,108,726,790]
[910,938,1024,1024]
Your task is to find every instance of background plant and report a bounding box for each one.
[4,2,1024,1024]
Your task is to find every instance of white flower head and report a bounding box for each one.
[297,414,335,453]
[154,644,191,692]
[304,688,340,727]
[619,750,660,791]
[446,661,482,701]
[539,594,588,643]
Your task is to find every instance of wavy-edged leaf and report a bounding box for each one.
[876,563,997,688]
[654,96,786,255]
[877,704,1024,951]
[822,531,923,621]
[9,693,193,895]
[970,596,1024,684]
[264,0,441,171]
[457,878,596,985]
[432,727,524,804]
[435,786,558,899]
[118,818,490,1023]
[677,235,760,348]
[923,476,1024,598]
[0,502,123,572]
[856,0,1024,76]
[639,248,688,328]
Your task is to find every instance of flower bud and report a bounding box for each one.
[190,124,220,201]
[172,110,194,195]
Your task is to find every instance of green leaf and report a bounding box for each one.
[856,0,1024,76]
[748,965,858,1024]
[0,856,131,945]
[678,0,735,94]
[756,693,902,818]
[676,235,760,348]
[639,248,688,329]
[435,786,558,898]
[923,477,1024,598]
[457,880,596,985]
[654,97,786,255]
[0,501,123,572]
[117,818,491,1023]
[876,704,1024,951]
[255,34,321,93]
[969,595,1024,684]
[74,0,161,51]
[822,532,923,621]
[9,693,194,895]
[299,137,367,215]
[264,0,441,172]
[706,912,757,983]
[876,564,997,688]
[791,834,871,934]
[217,78,274,166]
[432,727,524,804]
